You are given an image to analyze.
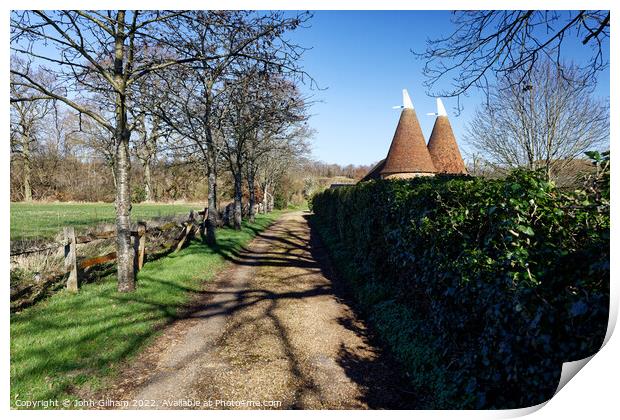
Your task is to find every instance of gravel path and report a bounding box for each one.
[101,211,414,409]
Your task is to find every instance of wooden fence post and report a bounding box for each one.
[200,207,209,243]
[133,221,147,275]
[200,207,208,241]
[175,222,193,252]
[63,226,78,292]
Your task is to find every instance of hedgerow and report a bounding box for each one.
[311,158,609,409]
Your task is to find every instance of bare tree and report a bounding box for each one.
[221,71,257,229]
[416,11,610,102]
[256,125,312,213]
[243,76,308,221]
[133,106,162,201]
[464,60,609,180]
[77,116,118,186]
[156,10,312,242]
[220,67,308,228]
[10,61,53,201]
[11,10,194,292]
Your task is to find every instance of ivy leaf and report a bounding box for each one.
[517,225,535,236]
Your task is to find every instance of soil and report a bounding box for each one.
[97,211,417,409]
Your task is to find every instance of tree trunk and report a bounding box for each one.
[233,172,243,230]
[200,85,220,242]
[247,171,256,223]
[114,11,134,293]
[22,132,32,202]
[115,127,134,292]
[143,158,152,201]
[110,161,117,189]
[204,164,217,245]
[213,169,219,214]
[143,115,158,201]
[268,188,274,212]
[262,182,270,213]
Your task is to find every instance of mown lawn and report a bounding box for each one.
[10,202,202,241]
[10,211,282,408]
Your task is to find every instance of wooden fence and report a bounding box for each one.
[11,208,208,296]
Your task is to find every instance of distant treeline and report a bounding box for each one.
[10,152,206,203]
[300,161,373,180]
[9,139,372,205]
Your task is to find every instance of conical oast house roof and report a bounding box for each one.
[380,108,436,175]
[427,116,467,174]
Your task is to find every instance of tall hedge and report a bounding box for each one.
[311,167,609,409]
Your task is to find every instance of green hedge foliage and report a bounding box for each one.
[311,166,609,409]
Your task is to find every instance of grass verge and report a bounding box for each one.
[10,211,282,408]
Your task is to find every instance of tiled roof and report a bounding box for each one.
[380,108,436,175]
[427,116,467,174]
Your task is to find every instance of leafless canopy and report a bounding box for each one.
[10,11,192,130]
[9,10,316,290]
[464,59,609,182]
[10,10,199,292]
[415,11,610,102]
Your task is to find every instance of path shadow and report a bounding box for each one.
[96,216,335,407]
[302,213,421,409]
[90,212,421,409]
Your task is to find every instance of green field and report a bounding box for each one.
[10,210,282,408]
[10,202,203,241]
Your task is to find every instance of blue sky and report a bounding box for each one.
[287,11,610,166]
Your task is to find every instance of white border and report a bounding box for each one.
[2,2,617,419]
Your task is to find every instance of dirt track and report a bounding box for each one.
[101,211,415,409]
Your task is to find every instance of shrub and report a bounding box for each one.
[132,185,147,203]
[311,167,609,409]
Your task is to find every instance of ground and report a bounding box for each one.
[10,212,280,407]
[97,211,415,409]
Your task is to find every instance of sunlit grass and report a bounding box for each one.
[10,202,202,241]
[10,211,282,408]
[285,200,309,212]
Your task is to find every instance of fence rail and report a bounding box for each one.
[11,208,207,297]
